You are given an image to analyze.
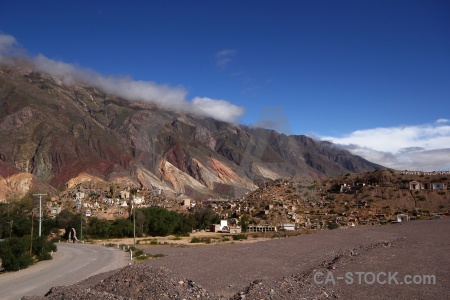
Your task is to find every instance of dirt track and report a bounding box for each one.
[24,218,450,299]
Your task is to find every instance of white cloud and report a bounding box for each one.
[319,121,450,171]
[215,49,237,68]
[0,33,21,62]
[192,97,245,123]
[0,33,245,123]
[32,54,188,105]
[436,118,449,124]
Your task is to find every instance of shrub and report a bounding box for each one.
[232,234,247,241]
[328,223,340,230]
[0,236,56,271]
[190,237,200,243]
[38,252,53,261]
[190,237,211,244]
[0,237,32,271]
[150,253,165,258]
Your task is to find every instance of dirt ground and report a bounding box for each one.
[91,230,278,247]
[25,219,450,299]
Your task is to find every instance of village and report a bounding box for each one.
[41,170,449,238]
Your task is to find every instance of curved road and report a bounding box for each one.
[0,243,128,300]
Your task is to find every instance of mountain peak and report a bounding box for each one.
[0,64,384,200]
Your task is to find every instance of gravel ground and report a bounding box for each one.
[23,218,450,299]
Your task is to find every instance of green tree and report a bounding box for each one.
[87,217,112,239]
[176,213,197,236]
[41,217,57,236]
[12,198,33,215]
[240,214,250,232]
[134,209,146,237]
[32,236,57,260]
[110,218,134,238]
[55,209,79,230]
[0,236,32,271]
[11,215,31,237]
[141,207,180,236]
[192,207,220,230]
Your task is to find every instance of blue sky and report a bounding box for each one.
[1,0,449,170]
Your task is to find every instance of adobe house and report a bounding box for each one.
[409,181,446,190]
[75,192,85,200]
[422,182,432,190]
[181,198,191,207]
[409,181,421,190]
[50,206,62,215]
[120,190,130,199]
[397,214,409,222]
[210,224,221,232]
[133,197,144,205]
[209,220,230,233]
[279,223,295,231]
[431,182,446,190]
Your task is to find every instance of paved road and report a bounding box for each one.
[0,243,128,300]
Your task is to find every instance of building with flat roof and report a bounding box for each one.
[247,224,277,232]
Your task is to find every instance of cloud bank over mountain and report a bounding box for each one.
[0,33,244,123]
[2,32,448,171]
[320,120,450,171]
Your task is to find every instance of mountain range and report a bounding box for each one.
[0,62,384,200]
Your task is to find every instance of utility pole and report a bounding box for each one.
[33,194,47,237]
[30,212,34,255]
[80,198,83,241]
[133,197,136,249]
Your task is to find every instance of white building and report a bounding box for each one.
[397,214,409,222]
[279,223,296,231]
[220,220,229,231]
[133,197,144,205]
[75,192,85,200]
[120,191,130,199]
[181,198,191,207]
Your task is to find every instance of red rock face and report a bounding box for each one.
[0,64,383,198]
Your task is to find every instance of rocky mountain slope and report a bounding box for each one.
[0,62,383,200]
[241,170,449,227]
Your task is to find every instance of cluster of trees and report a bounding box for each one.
[0,198,57,272]
[0,196,222,272]
[87,206,220,238]
[0,236,57,271]
[1,198,221,241]
[87,218,133,239]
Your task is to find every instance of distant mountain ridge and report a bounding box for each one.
[0,63,384,199]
